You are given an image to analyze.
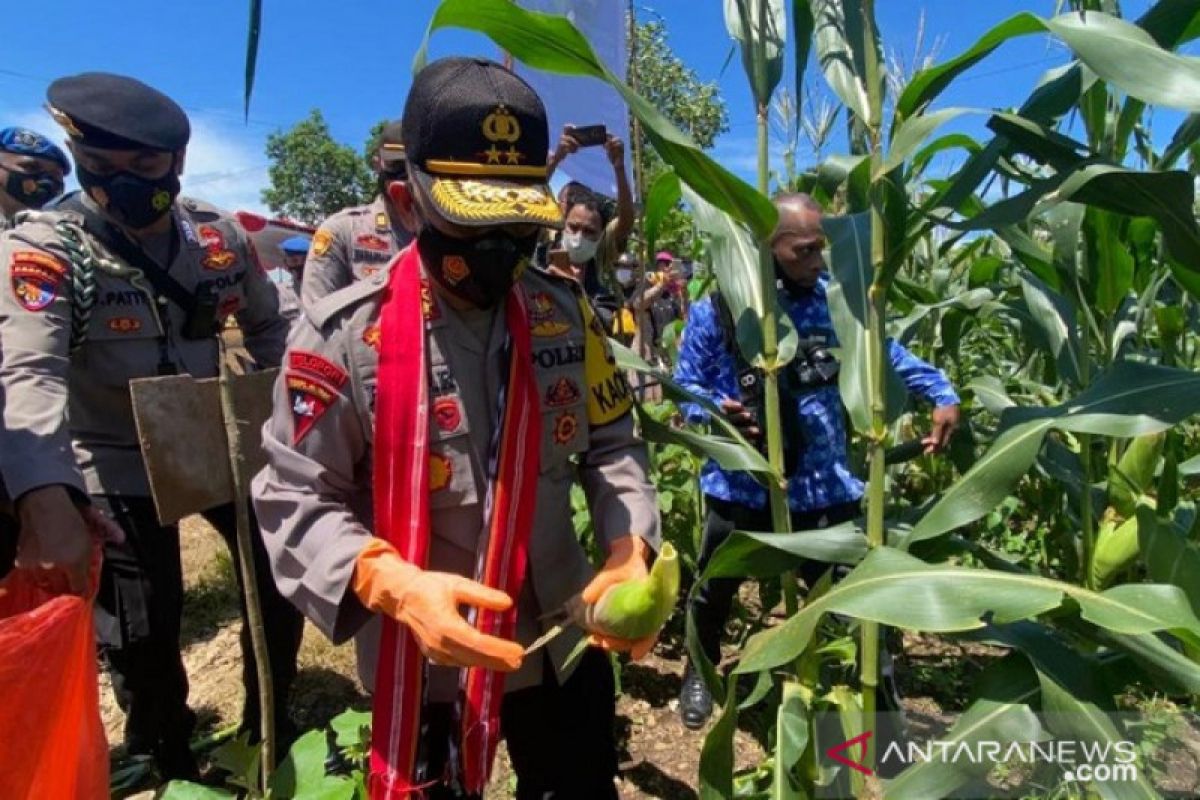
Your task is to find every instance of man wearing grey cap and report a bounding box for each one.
[300,120,413,308]
[0,72,302,780]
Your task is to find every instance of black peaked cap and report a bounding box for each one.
[46,72,190,151]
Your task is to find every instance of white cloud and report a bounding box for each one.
[2,104,270,213]
[180,115,270,214]
[710,133,762,176]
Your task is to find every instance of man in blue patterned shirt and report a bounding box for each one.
[673,193,960,729]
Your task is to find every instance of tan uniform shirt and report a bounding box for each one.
[300,196,409,309]
[275,274,302,325]
[0,195,287,499]
[251,261,659,701]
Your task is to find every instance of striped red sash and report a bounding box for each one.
[369,244,541,797]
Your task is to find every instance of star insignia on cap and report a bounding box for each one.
[483,145,504,165]
[504,147,524,165]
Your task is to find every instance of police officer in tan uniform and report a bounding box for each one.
[252,58,662,799]
[0,127,71,574]
[0,126,70,230]
[300,120,412,308]
[275,234,312,324]
[0,73,302,779]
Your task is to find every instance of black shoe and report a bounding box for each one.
[679,664,714,731]
[154,735,200,782]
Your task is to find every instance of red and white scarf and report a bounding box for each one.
[369,244,541,797]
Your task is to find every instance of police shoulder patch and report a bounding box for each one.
[312,228,335,258]
[10,250,68,312]
[288,350,348,388]
[287,373,338,446]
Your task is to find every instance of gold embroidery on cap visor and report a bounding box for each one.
[46,104,84,139]
[425,176,563,227]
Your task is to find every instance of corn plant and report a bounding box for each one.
[231,1,1200,798]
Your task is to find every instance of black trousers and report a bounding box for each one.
[689,495,860,665]
[93,495,304,752]
[419,648,620,800]
[0,513,15,580]
[0,479,14,579]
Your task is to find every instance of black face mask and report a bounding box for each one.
[76,162,180,229]
[3,168,63,210]
[417,224,538,308]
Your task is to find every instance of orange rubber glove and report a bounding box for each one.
[580,535,658,661]
[352,538,524,672]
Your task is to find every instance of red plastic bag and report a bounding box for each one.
[0,562,108,799]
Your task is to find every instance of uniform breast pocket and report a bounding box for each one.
[82,306,161,384]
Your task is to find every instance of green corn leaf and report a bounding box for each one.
[824,213,905,433]
[417,0,777,240]
[613,342,776,478]
[881,107,976,176]
[1159,112,1200,168]
[792,1,815,130]
[883,654,1043,799]
[1138,504,1200,617]
[243,0,262,118]
[973,623,1161,800]
[643,170,682,260]
[699,522,869,583]
[700,675,740,800]
[724,0,787,107]
[734,547,1200,676]
[773,682,809,800]
[810,0,879,127]
[910,362,1200,544]
[1019,272,1083,388]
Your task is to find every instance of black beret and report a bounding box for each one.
[46,72,190,152]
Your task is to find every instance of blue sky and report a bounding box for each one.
[0,1,1180,212]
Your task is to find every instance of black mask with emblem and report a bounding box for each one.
[76,159,180,229]
[4,168,63,209]
[417,224,538,309]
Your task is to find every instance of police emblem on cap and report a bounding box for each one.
[481,105,525,166]
[403,57,562,229]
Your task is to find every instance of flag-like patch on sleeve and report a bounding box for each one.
[10,251,67,312]
[287,373,338,445]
